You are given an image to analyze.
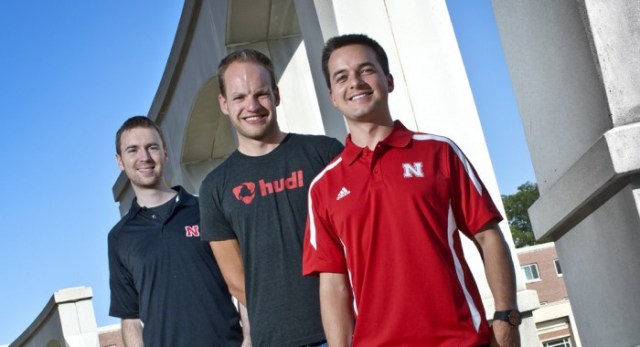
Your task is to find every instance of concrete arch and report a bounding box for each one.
[222,0,328,138]
[177,0,336,192]
[181,76,235,191]
[9,287,99,347]
[225,0,300,46]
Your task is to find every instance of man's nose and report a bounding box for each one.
[349,73,366,88]
[246,96,261,111]
[140,149,152,160]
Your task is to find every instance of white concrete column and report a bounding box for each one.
[294,0,348,141]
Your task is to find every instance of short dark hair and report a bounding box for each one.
[217,49,277,96]
[321,34,390,88]
[115,116,166,155]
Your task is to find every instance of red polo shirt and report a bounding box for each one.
[303,121,502,346]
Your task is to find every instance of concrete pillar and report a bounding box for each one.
[492,0,640,345]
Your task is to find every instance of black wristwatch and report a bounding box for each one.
[493,309,522,327]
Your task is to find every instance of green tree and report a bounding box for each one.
[501,182,539,248]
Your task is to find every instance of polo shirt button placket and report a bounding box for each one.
[373,169,380,181]
[161,224,170,239]
[371,146,383,183]
[361,148,373,173]
[372,163,382,180]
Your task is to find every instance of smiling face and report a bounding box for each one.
[218,61,281,146]
[116,127,167,191]
[327,44,394,125]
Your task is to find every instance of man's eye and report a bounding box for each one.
[361,67,374,74]
[335,75,347,83]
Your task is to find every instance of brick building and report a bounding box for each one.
[517,243,582,347]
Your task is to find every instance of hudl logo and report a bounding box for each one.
[233,182,256,204]
[402,162,424,178]
[232,170,304,205]
[185,225,200,237]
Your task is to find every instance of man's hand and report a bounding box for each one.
[238,301,252,347]
[490,321,520,347]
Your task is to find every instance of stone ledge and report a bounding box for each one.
[529,122,640,241]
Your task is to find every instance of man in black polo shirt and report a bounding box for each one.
[108,116,244,346]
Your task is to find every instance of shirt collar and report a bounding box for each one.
[342,120,413,165]
[127,185,195,217]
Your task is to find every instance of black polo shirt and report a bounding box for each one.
[108,186,242,346]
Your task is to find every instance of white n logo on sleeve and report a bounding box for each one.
[402,162,424,178]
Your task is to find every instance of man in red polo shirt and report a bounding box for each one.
[302,34,521,346]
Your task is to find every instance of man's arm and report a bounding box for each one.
[211,240,251,345]
[121,318,144,347]
[210,239,247,305]
[238,301,252,347]
[319,272,354,347]
[474,221,520,347]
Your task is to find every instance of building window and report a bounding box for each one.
[521,263,540,282]
[543,337,571,347]
[554,259,563,276]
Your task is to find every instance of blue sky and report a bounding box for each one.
[0,0,534,344]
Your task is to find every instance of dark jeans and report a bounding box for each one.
[301,342,327,347]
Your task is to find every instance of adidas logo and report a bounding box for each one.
[336,187,351,200]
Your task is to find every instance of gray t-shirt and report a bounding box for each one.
[199,133,343,346]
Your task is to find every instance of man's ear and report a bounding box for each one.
[329,89,338,107]
[116,154,124,171]
[387,73,394,93]
[218,93,229,115]
[274,87,281,106]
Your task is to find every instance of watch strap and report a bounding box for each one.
[493,309,521,327]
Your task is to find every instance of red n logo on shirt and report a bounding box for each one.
[402,162,424,178]
[185,225,200,237]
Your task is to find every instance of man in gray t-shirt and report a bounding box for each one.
[199,49,343,346]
